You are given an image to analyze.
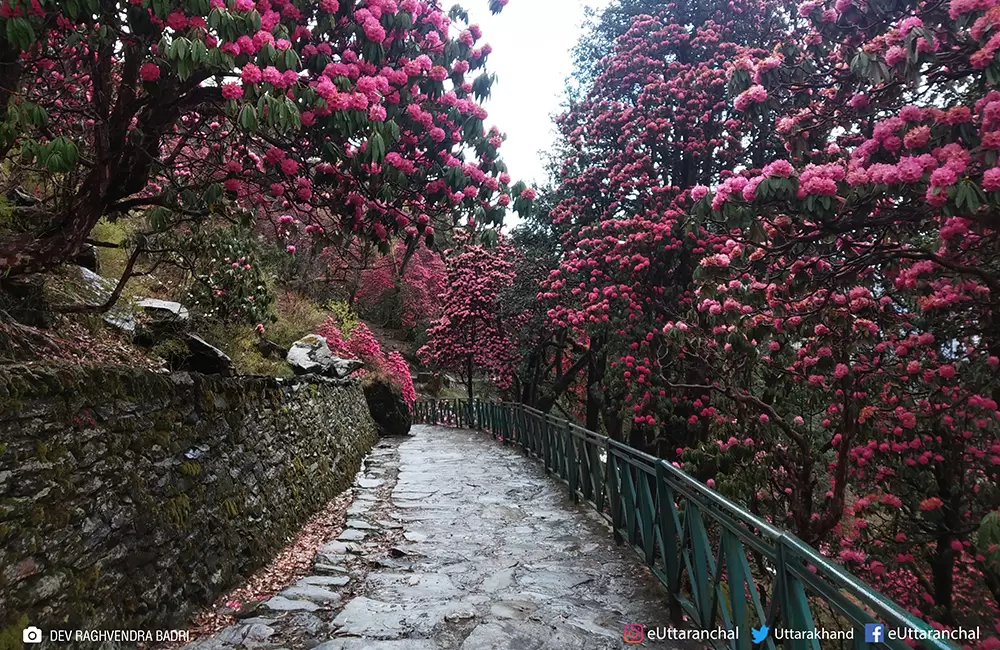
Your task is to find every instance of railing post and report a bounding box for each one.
[608,440,622,543]
[656,462,683,627]
[639,473,655,566]
[519,403,527,448]
[687,503,713,629]
[532,412,541,457]
[566,421,578,502]
[586,437,598,502]
[723,529,752,650]
[776,539,820,650]
[543,414,555,472]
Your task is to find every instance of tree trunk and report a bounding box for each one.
[466,319,476,402]
[466,352,474,402]
[0,201,107,275]
[603,404,624,443]
[930,543,957,625]
[585,339,606,431]
[536,348,592,413]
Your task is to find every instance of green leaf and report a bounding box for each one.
[977,510,1000,571]
[7,17,35,50]
[191,39,207,65]
[955,183,969,210]
[59,138,79,166]
[383,119,400,143]
[149,206,170,231]
[283,48,299,72]
[205,183,223,207]
[174,37,190,61]
[238,103,258,131]
[370,133,385,163]
[283,97,301,129]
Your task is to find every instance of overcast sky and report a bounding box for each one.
[463,0,608,191]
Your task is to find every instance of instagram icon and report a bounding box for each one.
[623,624,645,644]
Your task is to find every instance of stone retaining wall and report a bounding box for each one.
[0,364,378,645]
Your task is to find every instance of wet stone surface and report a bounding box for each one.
[182,426,697,649]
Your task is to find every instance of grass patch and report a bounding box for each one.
[150,338,190,369]
[86,216,164,302]
[200,323,293,377]
[266,291,329,348]
[89,218,137,280]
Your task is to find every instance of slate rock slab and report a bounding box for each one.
[184,334,237,376]
[264,596,319,612]
[280,584,342,603]
[287,335,364,378]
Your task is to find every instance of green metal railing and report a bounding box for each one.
[412,399,957,650]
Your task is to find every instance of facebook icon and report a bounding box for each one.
[865,623,886,644]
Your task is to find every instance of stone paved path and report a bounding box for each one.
[183,425,695,650]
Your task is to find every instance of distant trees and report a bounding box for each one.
[417,237,517,401]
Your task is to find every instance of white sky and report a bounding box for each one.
[464,0,609,190]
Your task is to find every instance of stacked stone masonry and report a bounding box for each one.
[0,364,378,647]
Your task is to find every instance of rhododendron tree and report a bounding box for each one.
[664,0,1000,628]
[534,0,785,443]
[504,216,596,420]
[516,0,1000,639]
[0,0,531,278]
[417,235,517,400]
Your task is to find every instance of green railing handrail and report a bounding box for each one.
[412,398,959,650]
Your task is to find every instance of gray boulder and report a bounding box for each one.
[287,335,363,379]
[185,334,237,376]
[136,297,189,321]
[68,266,137,334]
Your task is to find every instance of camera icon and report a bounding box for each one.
[22,626,43,644]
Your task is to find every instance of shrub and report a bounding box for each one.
[325,300,359,336]
[316,317,415,403]
[182,225,275,325]
[386,351,417,405]
[266,291,328,348]
[150,338,190,369]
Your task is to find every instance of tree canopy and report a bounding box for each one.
[0,0,532,276]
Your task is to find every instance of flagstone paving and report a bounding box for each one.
[181,425,696,649]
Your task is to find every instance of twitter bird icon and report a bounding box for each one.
[751,624,770,644]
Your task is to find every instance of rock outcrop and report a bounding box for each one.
[287,335,364,379]
[136,297,190,322]
[363,377,412,436]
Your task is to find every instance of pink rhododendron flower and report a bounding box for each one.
[139,63,160,81]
